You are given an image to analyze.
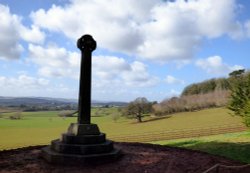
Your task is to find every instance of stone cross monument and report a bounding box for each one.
[77,35,96,124]
[42,34,121,164]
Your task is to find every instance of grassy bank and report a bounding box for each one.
[152,131,250,163]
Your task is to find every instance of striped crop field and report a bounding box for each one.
[0,107,246,150]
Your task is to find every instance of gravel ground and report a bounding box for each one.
[0,142,249,173]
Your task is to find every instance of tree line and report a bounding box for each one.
[153,90,229,116]
[181,78,230,96]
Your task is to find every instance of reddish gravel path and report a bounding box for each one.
[0,142,249,173]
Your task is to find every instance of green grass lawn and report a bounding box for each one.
[0,107,245,150]
[152,131,250,163]
[0,111,74,149]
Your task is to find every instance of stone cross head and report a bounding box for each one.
[77,34,96,52]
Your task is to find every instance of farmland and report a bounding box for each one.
[0,107,245,150]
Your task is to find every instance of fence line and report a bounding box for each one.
[108,124,247,142]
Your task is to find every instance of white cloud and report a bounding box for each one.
[0,74,49,89]
[93,56,130,80]
[169,89,181,97]
[244,20,250,38]
[165,75,184,85]
[28,44,80,78]
[0,74,79,98]
[0,5,45,60]
[122,61,159,87]
[0,5,23,60]
[30,0,242,63]
[92,57,159,88]
[28,44,159,88]
[91,57,160,101]
[195,56,244,75]
[20,25,45,44]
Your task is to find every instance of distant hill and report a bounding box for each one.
[0,97,127,107]
[0,97,76,107]
[92,100,128,107]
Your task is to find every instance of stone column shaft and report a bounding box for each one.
[77,35,96,124]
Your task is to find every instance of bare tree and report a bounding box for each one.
[123,97,152,123]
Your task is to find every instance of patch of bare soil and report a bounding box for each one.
[0,142,249,173]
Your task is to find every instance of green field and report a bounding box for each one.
[152,131,250,163]
[0,107,245,150]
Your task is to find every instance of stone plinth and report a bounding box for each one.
[42,124,121,164]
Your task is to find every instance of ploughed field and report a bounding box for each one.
[0,107,244,150]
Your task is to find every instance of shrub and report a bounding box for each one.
[243,101,250,127]
[9,111,22,120]
[228,71,250,127]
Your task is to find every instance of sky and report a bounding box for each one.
[0,0,249,102]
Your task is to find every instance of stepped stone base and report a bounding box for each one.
[61,133,106,144]
[42,123,121,164]
[67,123,100,136]
[42,146,121,164]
